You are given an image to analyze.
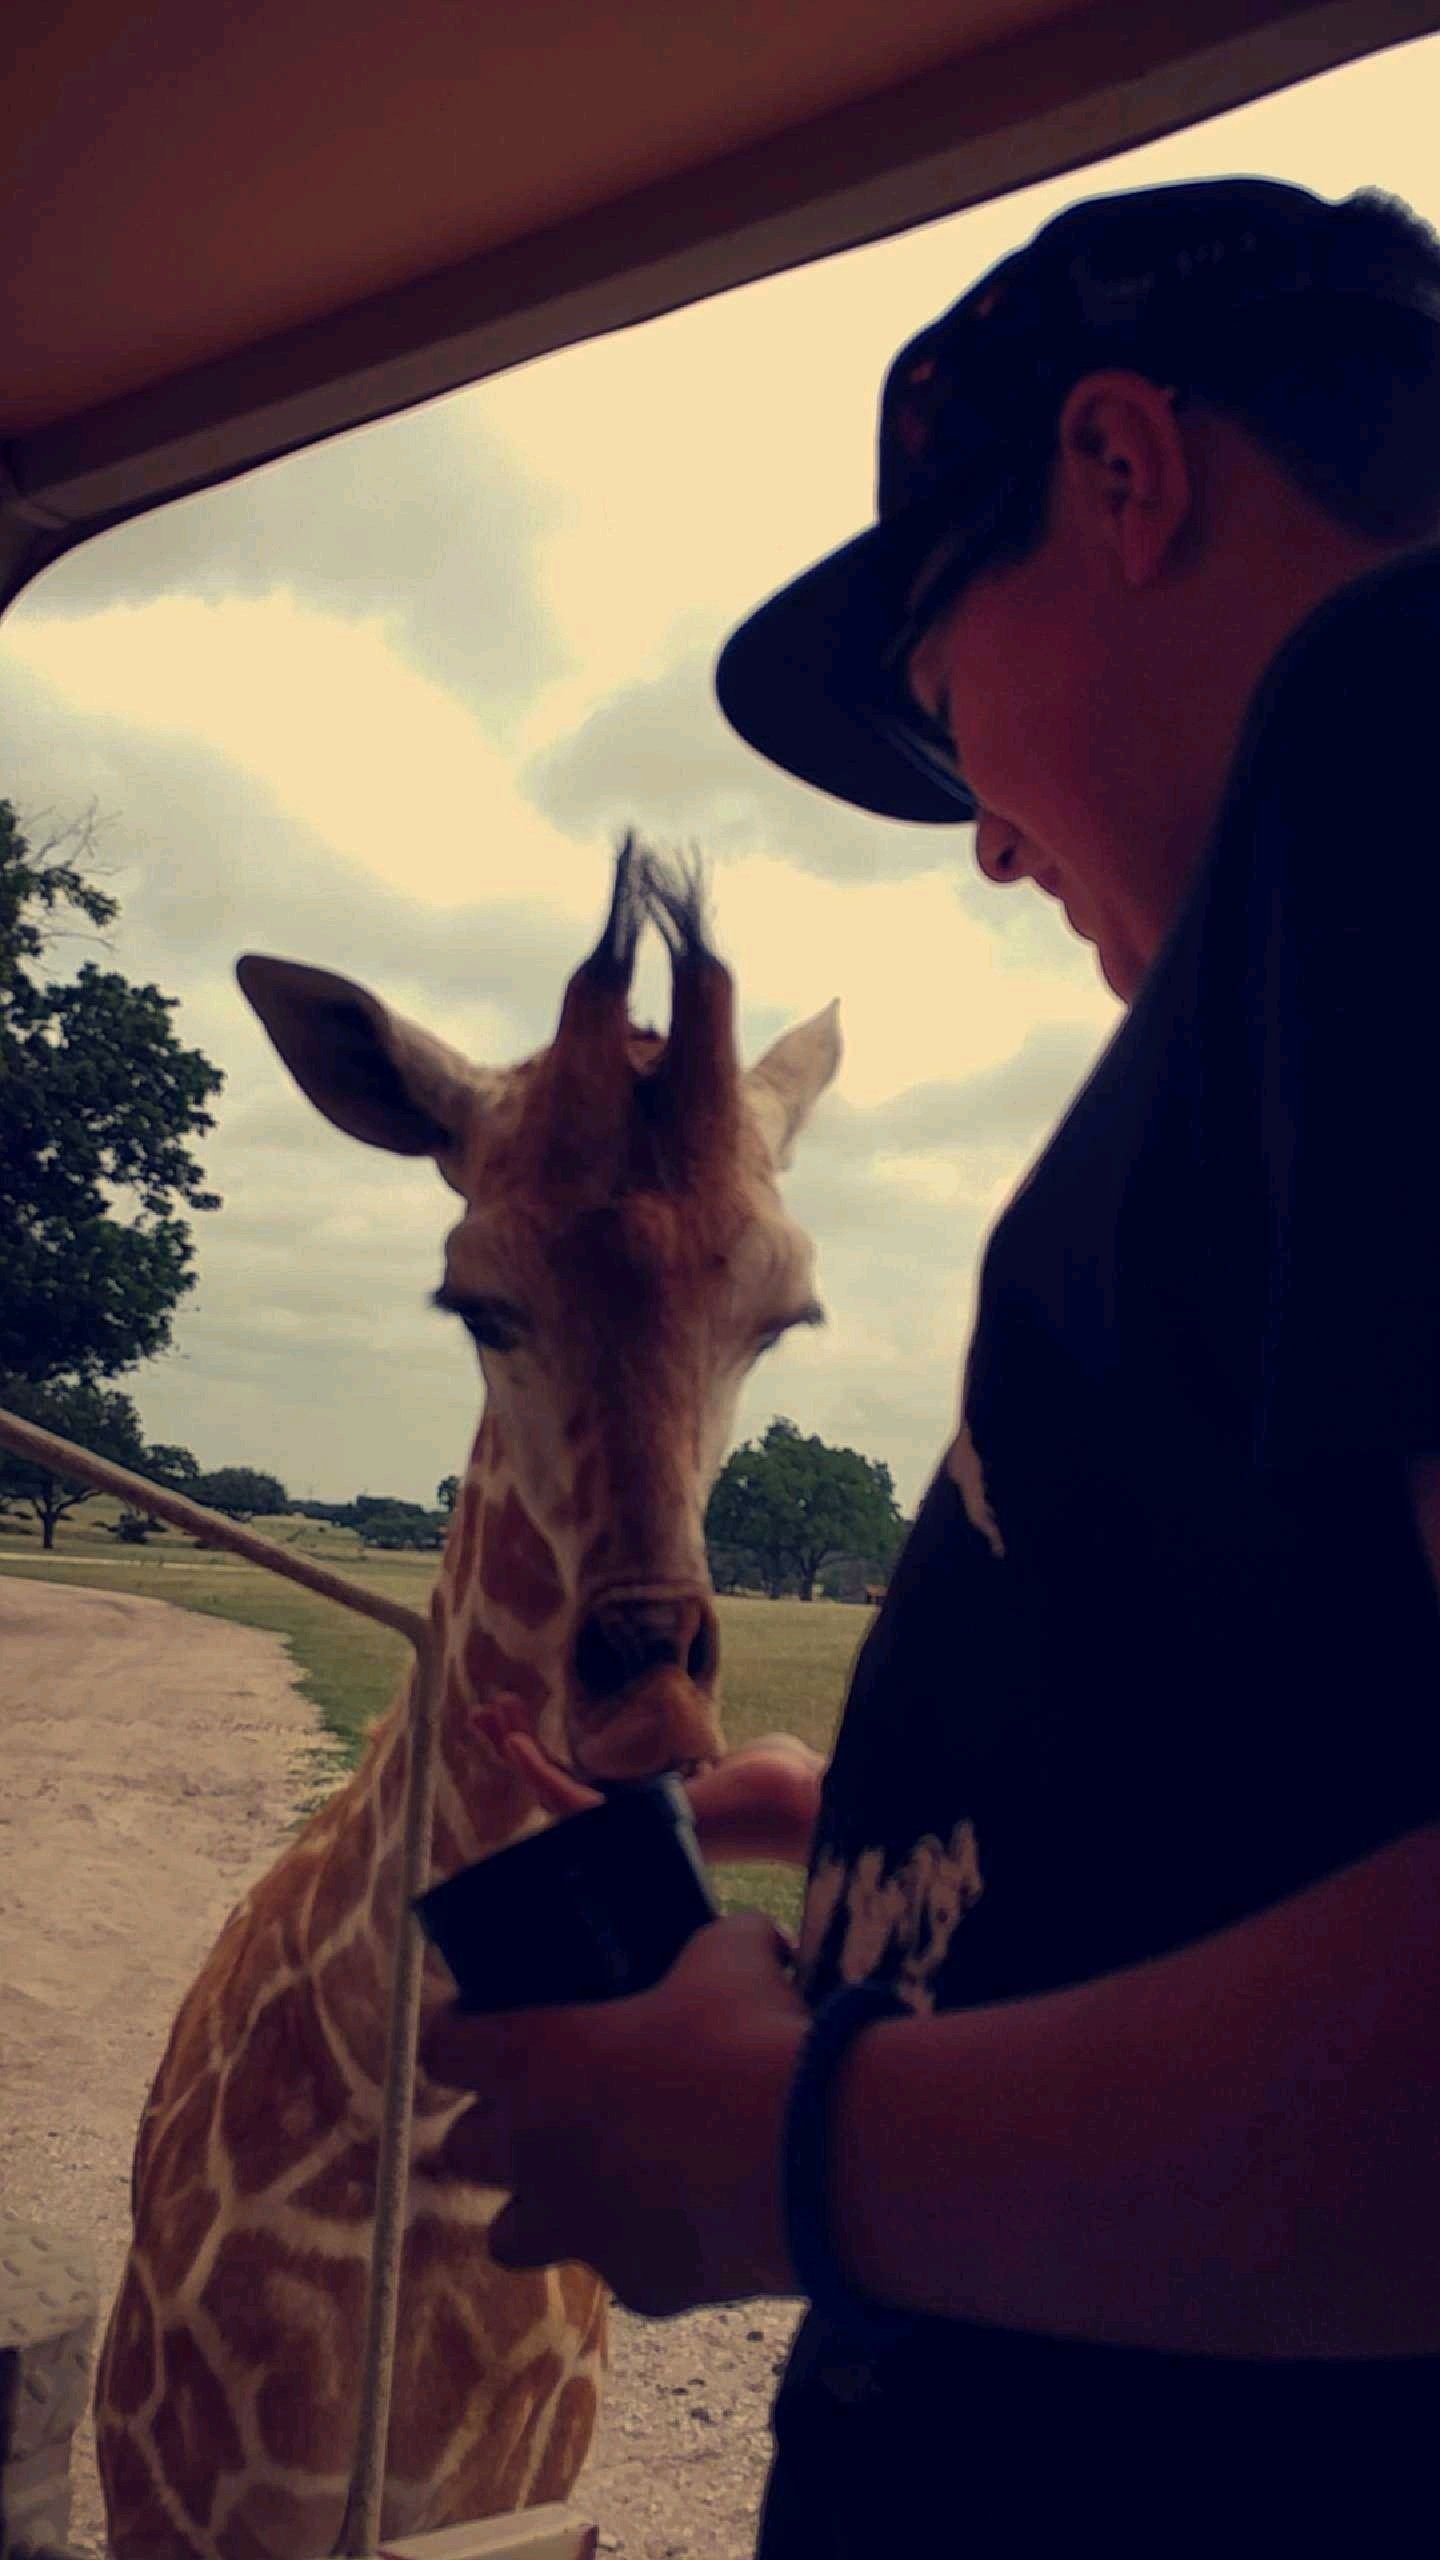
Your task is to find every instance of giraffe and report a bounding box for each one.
[93,844,840,2560]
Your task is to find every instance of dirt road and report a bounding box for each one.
[0,1578,797,2559]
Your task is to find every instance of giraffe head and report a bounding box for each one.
[236,841,839,1786]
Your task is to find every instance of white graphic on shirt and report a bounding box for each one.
[797,1819,985,2016]
[947,1417,1006,1560]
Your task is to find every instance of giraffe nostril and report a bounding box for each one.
[573,1595,718,1702]
[686,1611,718,1684]
[573,1612,651,1700]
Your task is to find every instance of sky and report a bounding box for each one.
[4,33,1439,1513]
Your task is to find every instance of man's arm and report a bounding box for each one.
[830,1455,1440,2357]
[833,1813,1440,2354]
[426,1812,1440,2346]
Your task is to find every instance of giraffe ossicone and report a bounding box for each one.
[95,838,840,2559]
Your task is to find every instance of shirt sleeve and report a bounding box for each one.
[1243,554,1440,1473]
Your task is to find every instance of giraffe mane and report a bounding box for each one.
[637,841,715,965]
[585,829,647,987]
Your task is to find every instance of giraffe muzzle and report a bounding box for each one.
[568,1591,723,1782]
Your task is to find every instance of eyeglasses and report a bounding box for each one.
[861,699,976,816]
[871,497,1024,816]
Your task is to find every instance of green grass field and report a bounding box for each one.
[0,1510,868,1928]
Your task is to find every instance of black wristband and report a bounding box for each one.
[781,1980,916,2351]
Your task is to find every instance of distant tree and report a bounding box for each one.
[705,1416,905,1602]
[111,1510,160,1544]
[437,1474,460,1515]
[358,1502,448,1552]
[706,1540,754,1596]
[0,1376,146,1548]
[0,800,223,1386]
[817,1551,901,1604]
[144,1442,204,1495]
[105,1440,204,1541]
[194,1465,289,1518]
[283,1491,445,1543]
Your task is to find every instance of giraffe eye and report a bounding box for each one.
[462,1305,525,1354]
[432,1288,527,1353]
[756,1299,827,1356]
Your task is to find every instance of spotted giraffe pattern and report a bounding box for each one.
[95,1419,606,2558]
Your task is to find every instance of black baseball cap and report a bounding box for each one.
[715,176,1440,825]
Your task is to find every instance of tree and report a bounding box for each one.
[437,1474,460,1514]
[706,1538,755,1596]
[111,1511,161,1543]
[705,1417,905,1602]
[358,1503,448,1551]
[144,1442,204,1495]
[343,1493,447,1550]
[281,1489,449,1548]
[194,1466,289,1518]
[109,1439,204,1541]
[0,800,223,1386]
[0,1376,147,1548]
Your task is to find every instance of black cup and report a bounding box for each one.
[414,1774,719,2011]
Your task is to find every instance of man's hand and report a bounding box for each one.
[422,1911,808,2315]
[476,1700,824,1868]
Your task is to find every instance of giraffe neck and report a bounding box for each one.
[305,1412,571,2103]
[426,1407,570,1873]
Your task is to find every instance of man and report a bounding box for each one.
[426,178,1440,2548]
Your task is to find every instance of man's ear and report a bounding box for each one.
[236,956,496,1175]
[744,999,842,1169]
[1055,371,1192,584]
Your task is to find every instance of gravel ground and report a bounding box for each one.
[0,1577,800,2558]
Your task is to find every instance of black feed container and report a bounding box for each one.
[414,1773,719,2012]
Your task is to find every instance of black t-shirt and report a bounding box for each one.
[760,549,1440,2554]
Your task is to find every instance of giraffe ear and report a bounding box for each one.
[236,956,495,1176]
[744,999,842,1170]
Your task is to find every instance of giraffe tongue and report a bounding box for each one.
[493,1729,601,1819]
[570,1667,723,1786]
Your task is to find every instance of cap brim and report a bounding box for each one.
[715,513,978,826]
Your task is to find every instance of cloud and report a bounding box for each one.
[781,1026,1102,1301]
[525,646,967,890]
[783,1052,1095,1260]
[0,636,606,1061]
[837,1022,1102,1153]
[524,649,1108,982]
[17,398,563,726]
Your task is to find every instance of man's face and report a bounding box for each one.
[905,532,1161,1005]
[900,371,1237,1006]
